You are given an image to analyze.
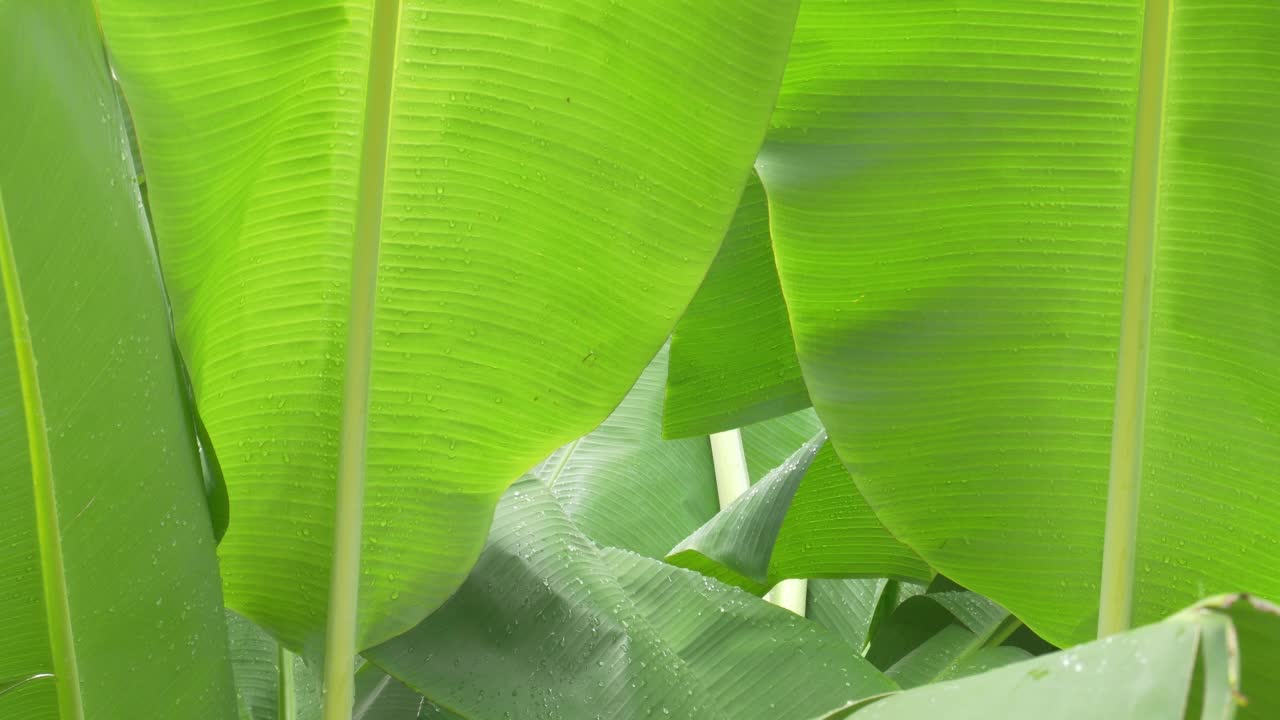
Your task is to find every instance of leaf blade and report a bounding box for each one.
[97,0,804,651]
[0,1,238,717]
[762,0,1280,646]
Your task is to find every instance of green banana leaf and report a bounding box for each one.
[226,610,457,720]
[365,479,896,720]
[96,0,803,652]
[865,587,1026,689]
[668,437,931,594]
[0,1,236,717]
[664,170,809,438]
[814,595,1279,720]
[742,407,823,482]
[532,345,719,559]
[531,357,843,562]
[760,0,1280,645]
[226,611,322,720]
[807,579,890,654]
[352,665,452,720]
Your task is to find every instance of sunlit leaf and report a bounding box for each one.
[97,0,803,651]
[763,0,1280,645]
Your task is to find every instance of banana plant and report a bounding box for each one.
[4,0,1280,718]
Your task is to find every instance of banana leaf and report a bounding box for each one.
[813,595,1279,720]
[96,0,803,656]
[0,1,236,717]
[761,0,1280,645]
[668,438,931,594]
[365,479,896,720]
[532,345,719,559]
[664,170,809,438]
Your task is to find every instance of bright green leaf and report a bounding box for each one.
[0,1,237,717]
[97,0,803,654]
[1216,595,1280,720]
[762,0,1280,645]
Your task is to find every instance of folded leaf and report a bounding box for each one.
[97,0,803,651]
[742,408,824,482]
[0,1,236,717]
[535,365,837,564]
[762,0,1280,645]
[815,595,1279,720]
[665,170,809,438]
[366,479,895,720]
[668,438,931,594]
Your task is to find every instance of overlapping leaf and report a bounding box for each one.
[761,0,1280,645]
[668,437,931,594]
[865,585,1027,689]
[97,0,803,650]
[366,480,896,719]
[532,345,718,559]
[815,595,1279,720]
[664,170,809,438]
[0,1,236,717]
[226,611,322,720]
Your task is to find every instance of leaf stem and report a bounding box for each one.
[709,430,750,508]
[765,579,808,617]
[279,645,297,720]
[0,197,84,719]
[1098,0,1172,638]
[322,0,401,717]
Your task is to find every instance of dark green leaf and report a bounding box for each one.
[367,480,895,719]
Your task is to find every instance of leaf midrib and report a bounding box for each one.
[0,197,84,718]
[1097,0,1173,638]
[322,0,403,717]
